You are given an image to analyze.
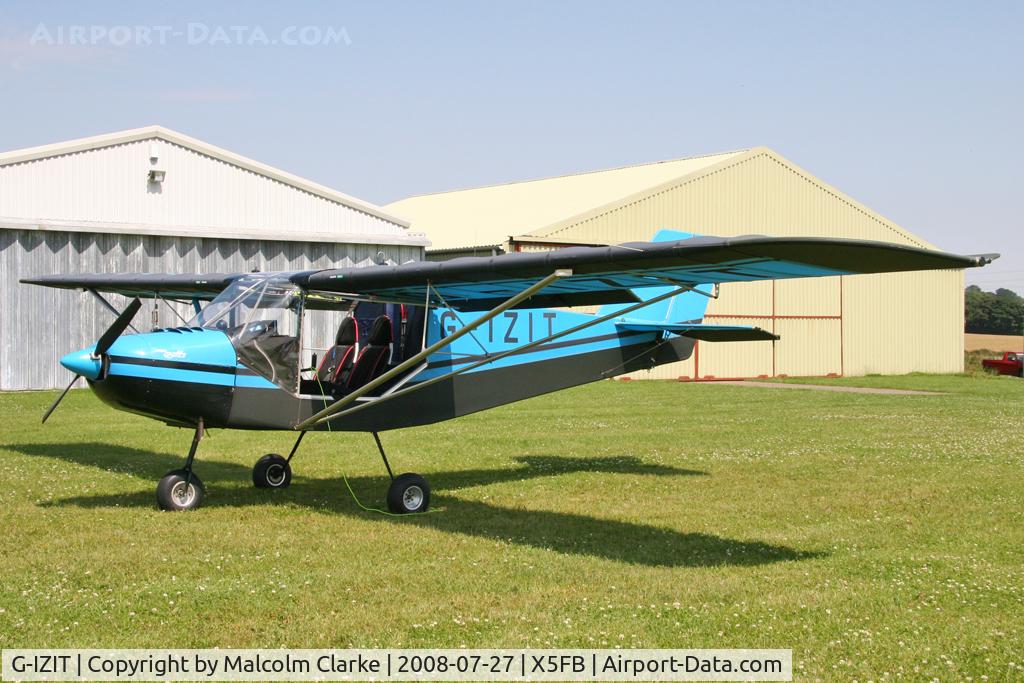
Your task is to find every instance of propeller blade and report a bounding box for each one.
[94,297,142,356]
[42,374,81,423]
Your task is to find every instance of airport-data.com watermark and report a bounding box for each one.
[28,23,351,48]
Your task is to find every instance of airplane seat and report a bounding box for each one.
[345,315,393,390]
[317,317,357,386]
[399,304,426,361]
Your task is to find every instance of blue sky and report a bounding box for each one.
[1,0,1020,288]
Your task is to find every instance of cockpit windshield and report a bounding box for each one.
[190,275,303,393]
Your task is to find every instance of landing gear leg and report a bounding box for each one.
[287,431,306,463]
[373,432,394,481]
[157,418,206,511]
[374,431,430,514]
[252,432,301,489]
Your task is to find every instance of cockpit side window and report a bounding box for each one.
[190,276,303,394]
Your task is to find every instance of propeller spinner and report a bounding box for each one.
[43,298,142,423]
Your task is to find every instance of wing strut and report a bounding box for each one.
[88,288,140,334]
[306,283,696,427]
[293,269,573,430]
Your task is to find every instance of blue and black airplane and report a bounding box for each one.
[24,231,995,512]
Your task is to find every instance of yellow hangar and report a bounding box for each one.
[386,147,965,380]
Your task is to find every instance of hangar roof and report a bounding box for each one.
[385,147,931,251]
[0,125,403,225]
[386,151,746,250]
[0,126,427,246]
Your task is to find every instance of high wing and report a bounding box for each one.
[22,235,996,310]
[18,272,251,300]
[301,236,994,310]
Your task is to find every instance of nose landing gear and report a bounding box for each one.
[156,418,206,511]
[157,469,205,510]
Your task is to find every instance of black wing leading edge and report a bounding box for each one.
[300,235,995,309]
[21,235,997,310]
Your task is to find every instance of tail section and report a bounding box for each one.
[604,229,778,342]
[597,230,713,324]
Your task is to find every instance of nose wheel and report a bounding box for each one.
[157,469,205,511]
[157,418,207,511]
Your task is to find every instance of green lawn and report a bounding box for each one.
[1,374,1022,681]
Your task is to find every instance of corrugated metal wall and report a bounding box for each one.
[0,229,421,390]
[0,139,406,240]
[842,269,965,375]
[515,150,963,380]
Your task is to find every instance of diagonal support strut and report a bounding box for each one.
[316,284,696,424]
[293,269,571,430]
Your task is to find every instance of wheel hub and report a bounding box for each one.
[171,480,196,507]
[266,463,286,486]
[403,485,424,510]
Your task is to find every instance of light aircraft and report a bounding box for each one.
[24,231,995,512]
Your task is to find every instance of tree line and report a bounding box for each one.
[965,285,1024,334]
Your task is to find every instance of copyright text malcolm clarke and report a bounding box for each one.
[3,648,792,681]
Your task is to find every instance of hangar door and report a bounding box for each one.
[685,277,844,380]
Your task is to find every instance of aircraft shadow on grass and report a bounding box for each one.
[11,442,822,568]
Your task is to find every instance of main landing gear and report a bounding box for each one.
[387,473,430,514]
[250,429,431,514]
[371,432,431,514]
[252,431,302,489]
[156,422,430,513]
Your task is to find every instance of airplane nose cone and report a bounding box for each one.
[60,349,102,380]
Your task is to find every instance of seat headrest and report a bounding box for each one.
[336,317,357,346]
[369,315,392,345]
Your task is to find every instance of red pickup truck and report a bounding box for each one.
[982,352,1024,377]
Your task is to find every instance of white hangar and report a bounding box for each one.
[0,126,427,390]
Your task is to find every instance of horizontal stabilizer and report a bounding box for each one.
[616,321,779,342]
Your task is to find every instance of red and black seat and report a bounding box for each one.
[317,317,357,385]
[346,315,392,389]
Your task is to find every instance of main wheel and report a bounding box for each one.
[253,454,292,489]
[387,473,430,514]
[156,469,205,511]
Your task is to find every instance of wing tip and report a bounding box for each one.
[20,276,59,287]
[970,253,1000,267]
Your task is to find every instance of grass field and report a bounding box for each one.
[1,374,1023,681]
[965,333,1024,353]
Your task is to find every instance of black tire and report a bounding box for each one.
[387,473,430,514]
[253,454,292,489]
[156,469,205,511]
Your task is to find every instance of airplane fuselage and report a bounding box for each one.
[63,306,695,433]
